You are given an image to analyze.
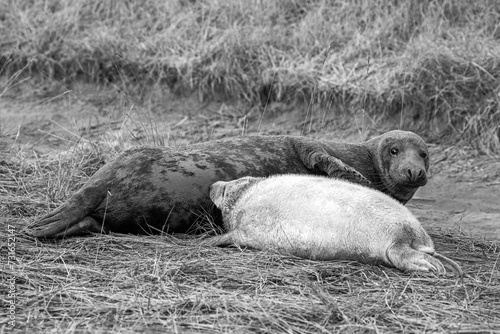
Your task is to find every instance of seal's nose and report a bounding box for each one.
[406,168,425,183]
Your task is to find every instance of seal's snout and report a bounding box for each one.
[406,167,426,184]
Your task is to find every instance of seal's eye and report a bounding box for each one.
[420,152,428,159]
[390,148,399,156]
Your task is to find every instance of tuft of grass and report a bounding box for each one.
[1,0,500,151]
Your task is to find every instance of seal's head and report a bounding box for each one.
[210,176,263,218]
[367,130,429,204]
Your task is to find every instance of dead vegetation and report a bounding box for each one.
[2,221,500,333]
[1,216,499,333]
[2,0,500,151]
[0,121,499,333]
[1,0,500,333]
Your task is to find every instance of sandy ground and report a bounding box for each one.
[1,82,499,241]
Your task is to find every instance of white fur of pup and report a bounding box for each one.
[206,174,462,276]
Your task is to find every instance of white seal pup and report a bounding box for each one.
[205,175,463,276]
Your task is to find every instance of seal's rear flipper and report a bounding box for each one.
[25,207,79,238]
[51,217,105,238]
[432,252,464,277]
[25,188,106,238]
[386,244,446,274]
[416,245,464,277]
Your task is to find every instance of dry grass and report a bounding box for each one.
[2,218,500,332]
[0,131,499,333]
[1,0,500,151]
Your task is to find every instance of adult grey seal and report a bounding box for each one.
[206,174,462,276]
[27,130,429,238]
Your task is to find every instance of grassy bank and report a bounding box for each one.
[1,0,500,151]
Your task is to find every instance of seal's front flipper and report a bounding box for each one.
[306,151,371,186]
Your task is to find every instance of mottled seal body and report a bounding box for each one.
[207,175,462,275]
[28,130,429,238]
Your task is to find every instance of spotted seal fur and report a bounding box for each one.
[27,130,429,238]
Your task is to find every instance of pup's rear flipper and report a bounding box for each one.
[386,244,447,274]
[433,252,463,277]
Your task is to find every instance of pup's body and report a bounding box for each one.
[207,175,462,276]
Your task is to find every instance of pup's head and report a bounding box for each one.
[209,176,263,214]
